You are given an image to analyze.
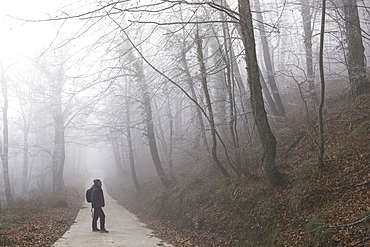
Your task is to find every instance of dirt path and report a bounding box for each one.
[53,174,172,247]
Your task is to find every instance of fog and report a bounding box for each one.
[0,0,368,202]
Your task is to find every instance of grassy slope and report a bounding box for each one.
[108,93,370,247]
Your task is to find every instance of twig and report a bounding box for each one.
[352,237,370,246]
[354,179,370,188]
[284,132,307,160]
[313,214,370,232]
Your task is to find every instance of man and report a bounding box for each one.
[91,179,109,233]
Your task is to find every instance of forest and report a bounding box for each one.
[0,0,369,245]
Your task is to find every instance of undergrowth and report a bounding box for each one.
[108,93,370,246]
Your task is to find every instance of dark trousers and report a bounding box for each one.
[92,207,105,230]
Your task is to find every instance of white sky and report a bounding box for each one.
[0,0,66,67]
[0,0,107,78]
[1,0,61,19]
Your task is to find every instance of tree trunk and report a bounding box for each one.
[166,96,174,178]
[153,98,169,170]
[217,17,247,174]
[342,0,368,96]
[52,114,65,193]
[110,133,125,175]
[223,22,241,171]
[52,73,65,193]
[219,0,283,128]
[0,61,13,204]
[119,137,128,174]
[220,0,253,134]
[143,88,171,187]
[230,48,253,134]
[318,0,326,169]
[181,44,212,158]
[195,27,231,180]
[301,0,319,109]
[254,0,286,120]
[135,61,172,187]
[125,91,140,193]
[209,38,228,130]
[152,96,175,178]
[260,70,280,117]
[22,129,29,194]
[238,0,282,186]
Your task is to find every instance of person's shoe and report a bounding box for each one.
[92,228,100,232]
[100,229,109,233]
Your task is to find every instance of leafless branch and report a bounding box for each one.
[130,20,238,25]
[313,214,370,232]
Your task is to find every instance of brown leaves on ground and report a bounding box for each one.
[272,95,370,246]
[0,188,83,247]
[107,94,370,247]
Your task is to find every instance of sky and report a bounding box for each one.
[0,0,108,82]
[0,0,66,67]
[1,0,117,178]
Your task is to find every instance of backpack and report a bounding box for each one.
[86,187,93,203]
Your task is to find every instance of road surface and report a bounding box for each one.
[53,174,172,247]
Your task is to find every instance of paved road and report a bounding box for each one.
[53,175,172,247]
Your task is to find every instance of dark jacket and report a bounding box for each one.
[91,184,105,208]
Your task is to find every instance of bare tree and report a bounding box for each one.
[254,0,286,120]
[195,26,231,179]
[153,93,175,178]
[238,0,282,186]
[180,42,212,162]
[0,60,13,204]
[127,51,172,187]
[300,0,319,109]
[125,91,141,193]
[318,0,326,168]
[341,0,368,96]
[13,79,34,194]
[110,131,125,175]
[51,71,66,193]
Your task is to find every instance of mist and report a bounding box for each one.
[0,0,368,205]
